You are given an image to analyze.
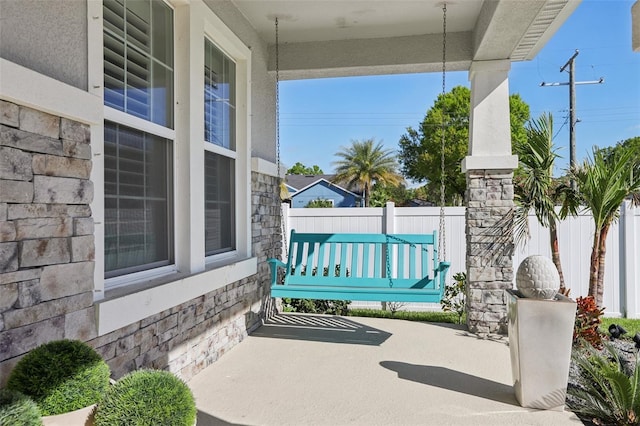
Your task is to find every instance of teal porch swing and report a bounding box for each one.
[268,6,451,303]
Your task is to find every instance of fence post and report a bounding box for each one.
[384,202,395,234]
[623,200,638,318]
[282,202,290,261]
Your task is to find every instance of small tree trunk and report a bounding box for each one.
[588,230,601,301]
[364,182,370,207]
[549,223,566,292]
[595,224,611,307]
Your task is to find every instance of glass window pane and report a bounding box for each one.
[204,39,235,150]
[103,0,173,128]
[104,32,126,110]
[125,0,151,53]
[151,61,173,128]
[204,151,235,256]
[103,0,125,39]
[104,121,173,277]
[152,0,173,66]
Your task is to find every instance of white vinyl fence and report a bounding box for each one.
[281,201,640,317]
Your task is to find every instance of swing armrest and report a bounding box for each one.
[267,258,288,286]
[434,261,451,292]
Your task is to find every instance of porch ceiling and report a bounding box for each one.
[230,0,581,79]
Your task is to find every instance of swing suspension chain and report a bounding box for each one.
[275,17,289,259]
[438,3,447,263]
[384,234,430,288]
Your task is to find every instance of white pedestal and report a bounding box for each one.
[507,289,576,411]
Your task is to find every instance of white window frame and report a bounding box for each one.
[89,0,255,335]
[203,37,238,263]
[101,0,177,289]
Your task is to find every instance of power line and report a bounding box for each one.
[540,49,605,189]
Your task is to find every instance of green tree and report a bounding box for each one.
[287,162,324,175]
[333,138,403,207]
[570,147,640,306]
[601,136,640,160]
[369,182,415,207]
[305,198,333,208]
[513,113,575,292]
[398,86,530,205]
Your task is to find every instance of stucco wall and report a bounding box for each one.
[0,0,88,90]
[204,0,276,164]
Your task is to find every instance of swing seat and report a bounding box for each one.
[268,230,451,303]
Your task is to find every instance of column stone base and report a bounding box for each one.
[465,168,515,334]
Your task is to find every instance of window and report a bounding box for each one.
[204,38,235,148]
[103,0,175,279]
[104,122,173,277]
[204,152,235,255]
[204,39,236,257]
[103,0,174,127]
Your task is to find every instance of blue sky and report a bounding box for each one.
[279,0,640,178]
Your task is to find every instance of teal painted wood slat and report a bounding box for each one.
[351,243,359,277]
[421,244,429,280]
[397,244,405,279]
[317,242,326,278]
[339,243,347,277]
[306,242,313,272]
[295,241,305,276]
[328,243,337,279]
[409,244,416,279]
[362,243,370,279]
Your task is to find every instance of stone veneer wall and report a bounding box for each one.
[0,99,280,384]
[465,169,515,334]
[0,99,95,384]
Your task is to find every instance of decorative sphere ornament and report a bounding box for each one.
[516,255,560,299]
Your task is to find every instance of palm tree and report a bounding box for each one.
[513,113,575,292]
[332,139,403,207]
[571,147,640,306]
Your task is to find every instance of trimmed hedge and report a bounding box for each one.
[94,369,196,426]
[6,339,111,415]
[0,389,43,426]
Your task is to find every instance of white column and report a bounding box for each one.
[622,200,638,317]
[462,60,518,172]
[463,59,517,334]
[174,3,206,274]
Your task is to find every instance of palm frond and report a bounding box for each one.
[569,341,640,425]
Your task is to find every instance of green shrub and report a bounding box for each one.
[0,389,43,426]
[574,296,605,349]
[440,272,466,324]
[282,264,351,315]
[6,339,110,415]
[94,369,196,426]
[305,198,333,208]
[283,298,351,315]
[568,341,640,425]
[347,309,460,324]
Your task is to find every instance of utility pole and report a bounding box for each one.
[540,50,604,189]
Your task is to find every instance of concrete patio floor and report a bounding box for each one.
[189,313,583,426]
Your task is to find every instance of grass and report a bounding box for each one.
[347,308,463,324]
[343,308,640,334]
[600,317,640,339]
[346,311,640,333]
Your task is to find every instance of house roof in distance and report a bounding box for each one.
[285,174,336,191]
[285,174,362,197]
